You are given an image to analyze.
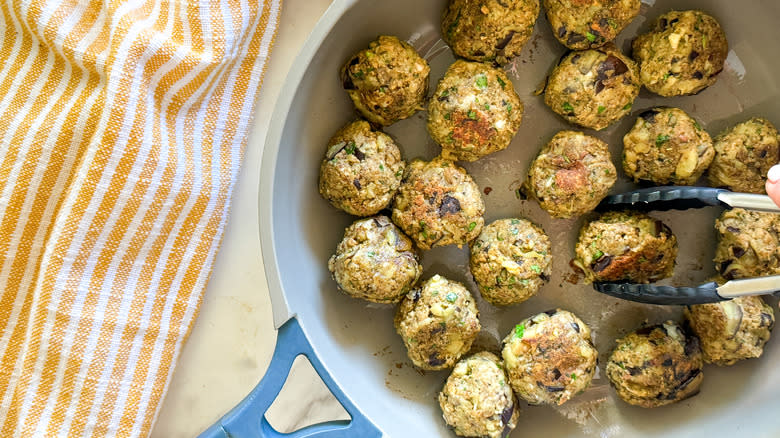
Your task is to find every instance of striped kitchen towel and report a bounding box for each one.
[0,0,281,435]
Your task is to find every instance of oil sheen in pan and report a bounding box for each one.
[363,8,774,437]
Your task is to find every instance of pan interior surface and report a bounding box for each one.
[266,0,780,436]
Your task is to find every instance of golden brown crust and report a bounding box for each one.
[392,157,485,250]
[632,10,728,96]
[501,310,597,405]
[544,0,640,49]
[606,322,703,408]
[525,130,617,218]
[622,107,714,185]
[544,44,640,130]
[574,211,677,283]
[714,208,780,280]
[685,296,775,366]
[318,121,405,216]
[427,60,523,162]
[442,0,540,64]
[469,218,552,306]
[341,35,430,125]
[328,216,422,303]
[438,352,519,438]
[395,275,481,370]
[708,118,780,194]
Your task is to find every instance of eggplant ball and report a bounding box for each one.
[392,157,485,250]
[428,60,524,162]
[341,35,430,126]
[544,0,640,49]
[442,0,540,65]
[501,309,598,405]
[318,121,405,216]
[469,218,552,306]
[708,118,780,194]
[623,107,714,185]
[438,352,520,438]
[714,208,780,280]
[632,10,728,97]
[524,131,617,218]
[685,295,775,366]
[606,321,703,408]
[544,44,639,130]
[328,216,422,303]
[574,211,677,283]
[395,275,481,370]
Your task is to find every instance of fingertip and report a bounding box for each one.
[768,164,780,183]
[767,177,780,208]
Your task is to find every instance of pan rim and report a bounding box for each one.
[258,0,359,330]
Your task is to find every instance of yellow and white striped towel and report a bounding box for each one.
[0,0,281,435]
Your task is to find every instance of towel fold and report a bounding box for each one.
[0,0,281,435]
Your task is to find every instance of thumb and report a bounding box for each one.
[766,164,780,207]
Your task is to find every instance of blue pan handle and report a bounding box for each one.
[198,317,381,437]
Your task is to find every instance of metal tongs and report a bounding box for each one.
[592,186,780,305]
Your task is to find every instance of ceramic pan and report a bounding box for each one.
[203,0,780,436]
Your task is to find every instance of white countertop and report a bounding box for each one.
[151,2,342,436]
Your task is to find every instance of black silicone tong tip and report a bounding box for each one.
[593,281,723,305]
[597,186,726,212]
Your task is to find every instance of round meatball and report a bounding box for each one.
[318,121,405,216]
[685,295,775,366]
[341,35,430,126]
[574,211,677,283]
[392,157,485,250]
[714,208,780,280]
[544,0,640,49]
[470,218,552,306]
[606,321,703,408]
[708,118,780,194]
[328,216,422,303]
[395,275,481,370]
[442,0,540,65]
[623,107,714,185]
[428,60,523,162]
[439,352,519,438]
[632,10,728,96]
[501,310,598,405]
[524,131,617,218]
[544,44,639,130]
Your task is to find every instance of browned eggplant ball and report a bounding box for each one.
[428,60,523,162]
[714,208,780,280]
[544,44,640,130]
[469,218,552,306]
[623,107,714,185]
[524,131,617,218]
[328,216,422,303]
[438,352,520,438]
[632,10,728,96]
[501,309,598,405]
[395,275,481,370]
[442,0,540,65]
[574,211,678,283]
[708,118,780,194]
[341,35,430,126]
[318,120,405,216]
[392,157,485,250]
[685,295,775,366]
[544,0,640,49]
[606,321,703,408]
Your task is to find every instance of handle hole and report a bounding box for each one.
[264,354,351,433]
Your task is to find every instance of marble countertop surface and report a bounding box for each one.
[151,1,344,436]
